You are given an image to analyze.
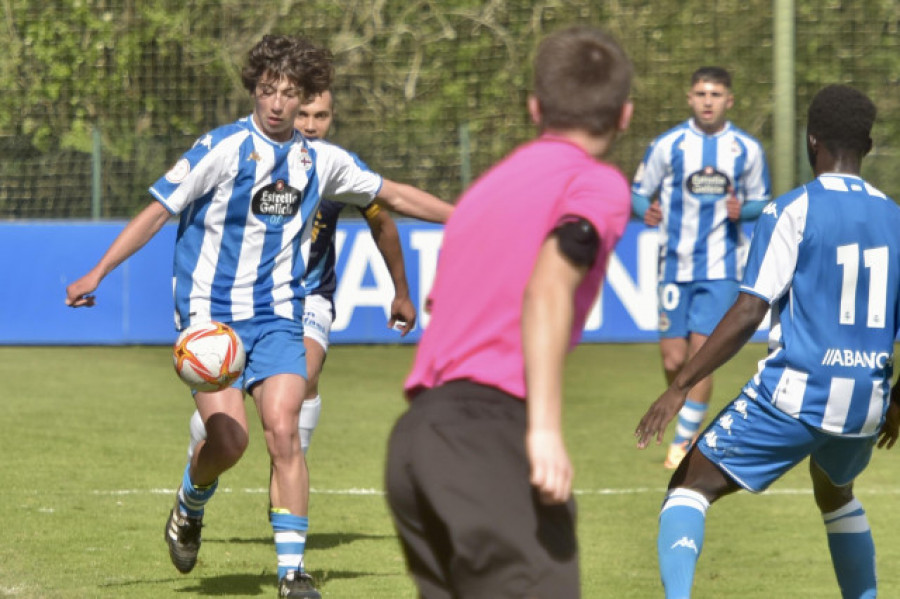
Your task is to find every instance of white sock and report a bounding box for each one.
[299,396,321,454]
[187,409,206,461]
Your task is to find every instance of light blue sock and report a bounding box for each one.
[271,510,308,580]
[823,498,876,598]
[672,400,707,445]
[178,462,217,518]
[658,488,709,599]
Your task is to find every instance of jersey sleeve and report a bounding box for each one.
[740,194,806,303]
[311,142,382,208]
[149,129,237,215]
[740,139,772,205]
[631,136,667,199]
[558,166,632,256]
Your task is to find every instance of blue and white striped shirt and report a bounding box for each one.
[150,115,382,328]
[632,119,771,283]
[741,174,900,436]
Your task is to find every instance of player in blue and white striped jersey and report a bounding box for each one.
[66,35,450,599]
[636,84,900,599]
[187,89,416,463]
[632,66,772,469]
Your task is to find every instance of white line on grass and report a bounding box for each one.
[90,486,900,497]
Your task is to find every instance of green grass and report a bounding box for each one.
[2,343,899,597]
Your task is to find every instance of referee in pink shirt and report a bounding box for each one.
[386,25,634,598]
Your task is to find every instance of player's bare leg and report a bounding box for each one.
[810,460,876,598]
[299,337,326,452]
[192,388,250,482]
[166,387,248,574]
[661,334,712,469]
[253,374,321,598]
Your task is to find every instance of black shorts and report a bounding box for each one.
[385,381,579,599]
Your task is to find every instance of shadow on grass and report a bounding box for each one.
[203,531,395,551]
[166,568,404,596]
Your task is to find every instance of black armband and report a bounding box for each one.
[551,215,601,267]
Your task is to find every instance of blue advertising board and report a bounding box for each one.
[1,220,762,345]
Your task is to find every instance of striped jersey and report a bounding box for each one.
[632,119,771,283]
[302,153,378,308]
[150,116,382,329]
[741,174,900,436]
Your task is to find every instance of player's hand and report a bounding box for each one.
[527,428,573,504]
[877,401,900,449]
[388,295,417,336]
[644,201,662,227]
[726,187,742,222]
[635,388,687,449]
[65,274,100,308]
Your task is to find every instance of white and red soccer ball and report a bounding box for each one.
[172,321,245,392]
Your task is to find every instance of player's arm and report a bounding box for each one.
[374,179,453,224]
[66,200,171,307]
[736,143,773,222]
[635,291,769,448]
[362,204,416,335]
[632,143,665,226]
[632,191,661,226]
[877,377,900,450]
[523,216,599,505]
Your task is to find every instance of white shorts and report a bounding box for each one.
[302,294,334,352]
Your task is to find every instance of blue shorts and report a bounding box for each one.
[657,280,738,338]
[697,393,876,493]
[229,316,307,390]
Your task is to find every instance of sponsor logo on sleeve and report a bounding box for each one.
[165,158,191,184]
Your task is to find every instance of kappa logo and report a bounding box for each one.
[718,413,734,433]
[763,202,778,217]
[670,536,699,554]
[734,399,749,418]
[703,430,718,449]
[196,134,213,150]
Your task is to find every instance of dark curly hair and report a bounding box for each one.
[240,35,334,101]
[807,84,875,157]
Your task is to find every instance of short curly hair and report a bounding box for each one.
[240,35,334,101]
[807,84,875,156]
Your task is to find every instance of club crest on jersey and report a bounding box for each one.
[687,166,730,196]
[658,312,671,333]
[298,147,313,171]
[252,179,302,218]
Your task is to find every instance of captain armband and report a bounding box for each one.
[361,201,382,220]
[551,215,600,267]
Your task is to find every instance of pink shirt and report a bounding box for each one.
[405,135,631,400]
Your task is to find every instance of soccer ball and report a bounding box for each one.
[172,321,246,392]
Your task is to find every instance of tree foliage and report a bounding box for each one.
[0,0,898,217]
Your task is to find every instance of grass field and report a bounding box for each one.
[2,343,900,598]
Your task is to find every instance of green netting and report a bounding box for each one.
[1,0,897,218]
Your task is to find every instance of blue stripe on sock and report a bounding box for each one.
[673,399,707,444]
[272,511,309,579]
[179,462,217,518]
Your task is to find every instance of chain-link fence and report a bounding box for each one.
[1,0,898,219]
